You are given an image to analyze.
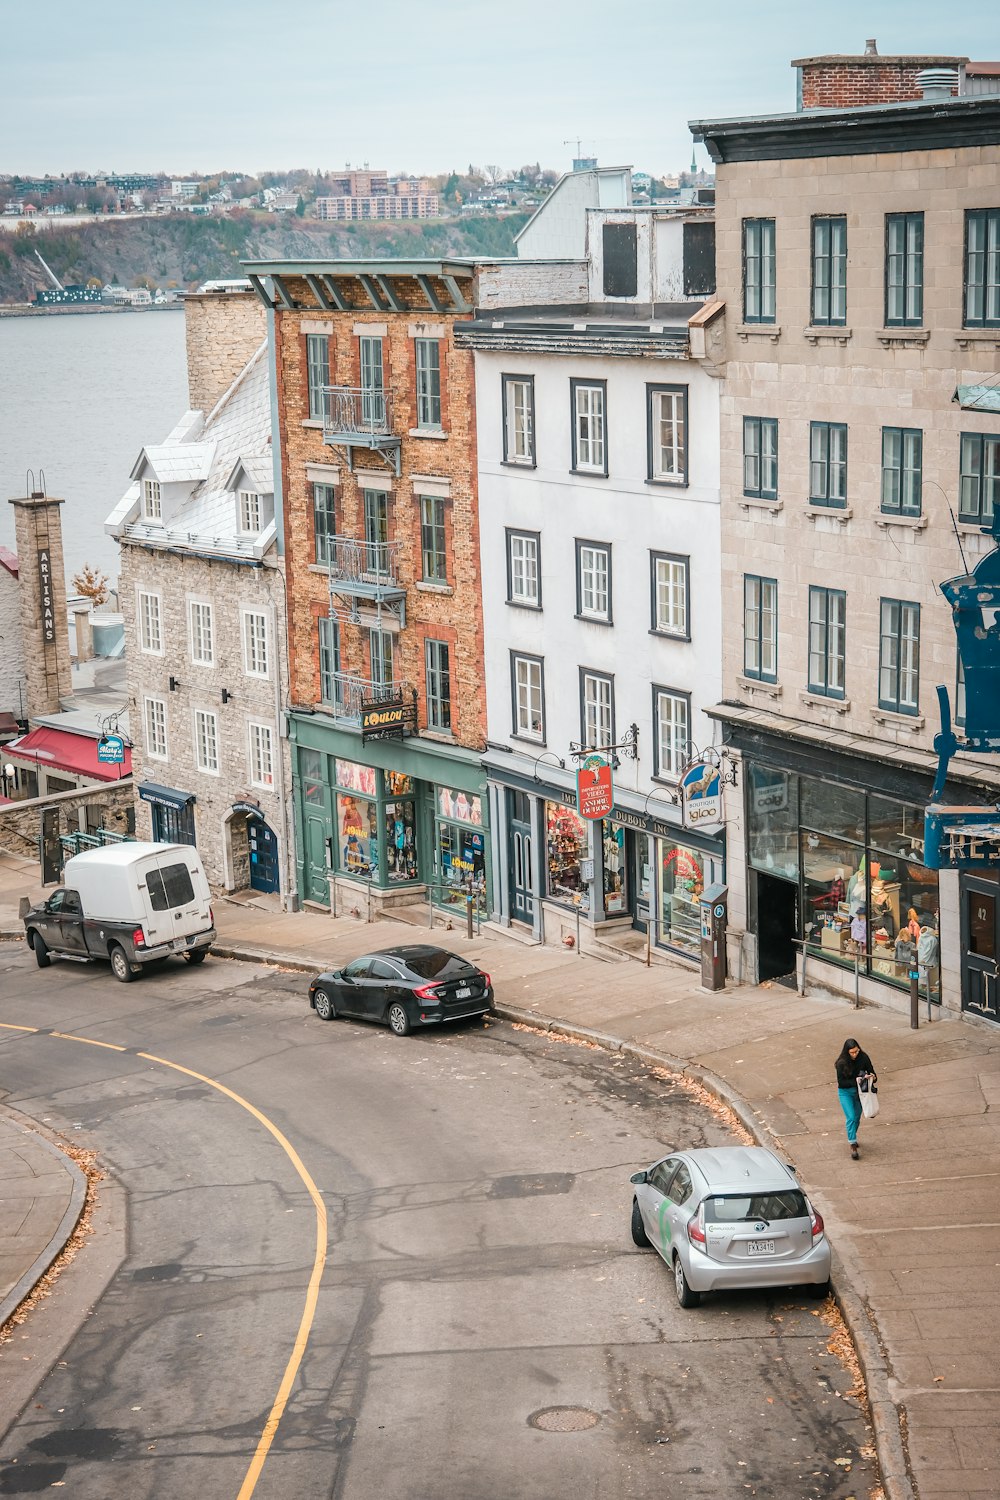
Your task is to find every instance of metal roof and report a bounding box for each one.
[240,257,487,277]
[954,383,1000,414]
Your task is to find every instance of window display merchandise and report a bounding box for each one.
[660,843,704,956]
[546,803,590,909]
[436,788,485,909]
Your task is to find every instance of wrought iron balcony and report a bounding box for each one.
[320,536,402,591]
[321,672,407,724]
[322,387,401,472]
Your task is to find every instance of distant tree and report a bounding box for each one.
[72,564,109,608]
[295,195,306,217]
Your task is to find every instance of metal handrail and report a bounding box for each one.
[324,535,401,586]
[322,386,393,438]
[325,673,407,722]
[426,879,485,937]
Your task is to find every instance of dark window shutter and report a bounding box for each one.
[602,223,638,297]
[683,222,716,297]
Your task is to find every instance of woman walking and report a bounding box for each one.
[835,1038,877,1159]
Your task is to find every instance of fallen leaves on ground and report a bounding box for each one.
[0,1146,102,1345]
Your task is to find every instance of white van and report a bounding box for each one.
[22,842,215,982]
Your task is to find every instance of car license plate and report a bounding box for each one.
[747,1238,775,1256]
[456,986,471,999]
[171,938,187,952]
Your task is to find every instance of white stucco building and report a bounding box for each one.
[457,176,727,958]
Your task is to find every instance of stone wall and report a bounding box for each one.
[8,495,73,717]
[0,556,26,721]
[0,781,134,863]
[185,289,267,416]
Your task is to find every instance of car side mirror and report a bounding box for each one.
[629,1170,648,1185]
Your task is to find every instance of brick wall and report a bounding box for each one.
[796,55,965,109]
[185,290,267,415]
[275,274,487,752]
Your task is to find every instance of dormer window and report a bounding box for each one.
[142,479,162,521]
[239,490,261,534]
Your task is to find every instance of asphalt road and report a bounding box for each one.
[0,946,876,1499]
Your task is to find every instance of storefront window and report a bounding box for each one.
[747,765,799,880]
[438,787,483,825]
[386,770,414,796]
[660,843,704,956]
[336,758,377,797]
[337,794,378,878]
[800,778,865,841]
[802,833,864,969]
[868,795,926,859]
[436,802,486,910]
[603,823,626,914]
[384,798,417,881]
[546,803,590,909]
[869,850,940,997]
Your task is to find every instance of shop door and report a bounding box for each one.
[304,812,331,905]
[508,790,534,924]
[961,876,1000,1022]
[756,870,798,982]
[249,819,279,895]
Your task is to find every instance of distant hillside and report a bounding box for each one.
[0,213,531,303]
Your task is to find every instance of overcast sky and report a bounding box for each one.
[7,1,998,179]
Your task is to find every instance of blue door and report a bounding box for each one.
[249,818,279,894]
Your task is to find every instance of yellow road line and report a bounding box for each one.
[0,1021,328,1499]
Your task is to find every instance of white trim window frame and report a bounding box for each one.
[654,687,690,781]
[238,489,261,535]
[144,695,168,760]
[506,529,541,608]
[242,609,269,678]
[502,374,535,465]
[581,669,614,751]
[512,652,544,742]
[248,720,275,789]
[571,379,607,475]
[141,478,162,522]
[137,589,163,655]
[576,540,611,623]
[647,385,687,485]
[651,552,689,638]
[189,599,214,667]
[193,708,220,775]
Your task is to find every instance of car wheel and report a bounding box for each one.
[387,1001,411,1036]
[184,949,207,965]
[110,944,135,984]
[674,1254,701,1309]
[806,1277,831,1300]
[31,932,51,968]
[631,1198,650,1248]
[314,987,336,1022]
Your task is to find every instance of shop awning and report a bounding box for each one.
[137,782,195,809]
[5,727,133,782]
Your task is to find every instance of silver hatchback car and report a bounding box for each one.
[630,1146,831,1308]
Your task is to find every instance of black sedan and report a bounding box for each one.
[308,945,493,1036]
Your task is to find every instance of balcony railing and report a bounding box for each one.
[321,672,407,723]
[322,386,394,441]
[319,535,402,590]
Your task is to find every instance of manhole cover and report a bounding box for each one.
[528,1407,600,1433]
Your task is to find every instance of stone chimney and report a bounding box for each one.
[8,490,72,716]
[793,50,968,109]
[184,287,266,416]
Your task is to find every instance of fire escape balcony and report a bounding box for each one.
[322,387,401,474]
[323,673,410,724]
[322,537,407,623]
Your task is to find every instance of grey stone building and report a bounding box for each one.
[106,287,294,901]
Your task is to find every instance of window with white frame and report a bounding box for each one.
[571,380,606,474]
[502,375,535,464]
[654,688,689,780]
[744,575,777,682]
[651,553,689,637]
[506,529,540,607]
[243,610,269,677]
[581,669,614,750]
[415,338,442,428]
[144,696,167,760]
[648,386,687,484]
[576,541,611,622]
[141,478,162,521]
[194,708,219,773]
[512,653,544,741]
[248,721,275,788]
[238,489,261,534]
[189,600,214,665]
[137,590,162,654]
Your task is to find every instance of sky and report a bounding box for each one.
[6,0,999,180]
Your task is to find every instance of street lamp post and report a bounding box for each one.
[1,762,16,798]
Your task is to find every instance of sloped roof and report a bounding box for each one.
[226,453,274,494]
[0,546,17,578]
[954,383,1000,414]
[131,440,216,484]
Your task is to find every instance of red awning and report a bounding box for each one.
[5,727,132,782]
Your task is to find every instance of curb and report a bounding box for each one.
[0,1111,89,1331]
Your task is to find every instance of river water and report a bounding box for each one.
[0,311,187,589]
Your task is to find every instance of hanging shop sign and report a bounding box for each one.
[361,697,415,744]
[97,735,125,764]
[681,759,724,831]
[924,804,1000,870]
[576,755,614,821]
[37,548,56,644]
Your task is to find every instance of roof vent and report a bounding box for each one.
[865,38,878,55]
[916,67,959,100]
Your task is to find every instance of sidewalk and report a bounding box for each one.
[2,856,997,1499]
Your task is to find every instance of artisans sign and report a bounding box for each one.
[37,548,56,644]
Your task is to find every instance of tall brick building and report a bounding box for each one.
[244,259,493,913]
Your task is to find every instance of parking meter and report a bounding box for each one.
[699,882,728,991]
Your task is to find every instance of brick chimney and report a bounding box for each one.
[793,46,968,109]
[184,287,266,416]
[8,490,72,716]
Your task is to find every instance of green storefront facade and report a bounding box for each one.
[290,710,491,915]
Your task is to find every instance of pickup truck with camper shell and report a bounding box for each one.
[20,842,215,982]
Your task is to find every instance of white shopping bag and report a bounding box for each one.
[857,1075,880,1119]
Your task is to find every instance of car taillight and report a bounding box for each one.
[209,906,214,925]
[412,984,442,1001]
[687,1204,706,1247]
[808,1201,825,1243]
[481,972,491,988]
[132,927,145,948]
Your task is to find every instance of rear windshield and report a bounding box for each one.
[404,951,471,979]
[704,1191,807,1224]
[146,862,196,911]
